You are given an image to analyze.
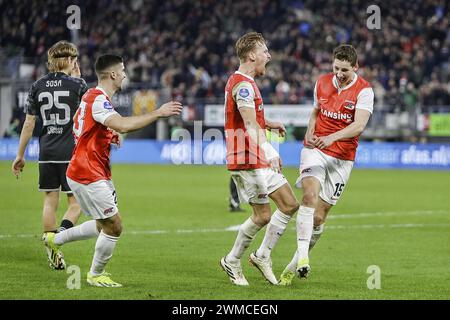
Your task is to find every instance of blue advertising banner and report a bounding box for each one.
[1,138,450,170]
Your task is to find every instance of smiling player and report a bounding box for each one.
[42,54,183,287]
[278,44,375,285]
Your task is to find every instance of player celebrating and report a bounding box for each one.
[12,41,87,270]
[43,54,182,287]
[220,32,314,286]
[278,45,374,285]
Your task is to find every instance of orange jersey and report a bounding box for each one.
[224,71,269,170]
[309,73,374,161]
[67,87,118,184]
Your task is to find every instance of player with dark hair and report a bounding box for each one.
[12,40,87,270]
[278,44,374,285]
[42,54,183,287]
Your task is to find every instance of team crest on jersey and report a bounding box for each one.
[344,100,355,110]
[103,101,113,110]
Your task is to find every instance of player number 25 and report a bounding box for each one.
[38,91,71,126]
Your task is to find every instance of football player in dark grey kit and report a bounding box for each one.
[12,41,88,270]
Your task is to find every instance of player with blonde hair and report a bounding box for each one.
[220,32,314,286]
[12,40,87,269]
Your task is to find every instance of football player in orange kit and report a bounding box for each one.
[220,32,314,286]
[43,54,182,287]
[279,44,374,285]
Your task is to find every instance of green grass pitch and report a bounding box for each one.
[0,161,449,299]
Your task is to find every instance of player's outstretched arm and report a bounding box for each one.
[12,114,36,178]
[104,101,183,134]
[265,119,286,137]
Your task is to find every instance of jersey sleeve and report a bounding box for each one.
[24,82,38,116]
[356,87,374,113]
[313,81,318,108]
[232,81,255,109]
[92,95,118,125]
[79,78,89,97]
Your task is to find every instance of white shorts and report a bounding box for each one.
[230,168,288,205]
[295,148,354,205]
[66,177,119,220]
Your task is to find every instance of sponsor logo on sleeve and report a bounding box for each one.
[239,88,250,98]
[103,101,113,110]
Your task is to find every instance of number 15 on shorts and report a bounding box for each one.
[332,183,345,199]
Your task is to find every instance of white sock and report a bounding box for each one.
[296,206,314,262]
[285,250,299,272]
[227,217,261,264]
[285,223,324,272]
[309,224,324,250]
[256,209,291,259]
[54,220,99,246]
[89,230,119,276]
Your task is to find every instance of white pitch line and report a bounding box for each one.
[2,223,450,240]
[324,223,450,230]
[2,209,446,239]
[0,210,448,240]
[328,210,448,220]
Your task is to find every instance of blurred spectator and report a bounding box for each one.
[0,0,448,108]
[4,118,21,138]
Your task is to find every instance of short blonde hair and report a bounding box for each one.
[47,41,78,72]
[235,32,266,62]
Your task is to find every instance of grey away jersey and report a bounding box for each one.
[25,72,88,162]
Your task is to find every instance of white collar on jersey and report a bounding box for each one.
[235,71,254,81]
[332,73,358,92]
[96,86,109,98]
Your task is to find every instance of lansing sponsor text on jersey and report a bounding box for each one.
[309,73,373,161]
[320,108,353,122]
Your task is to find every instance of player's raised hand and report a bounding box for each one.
[12,157,25,179]
[71,61,81,78]
[268,122,286,137]
[158,101,183,118]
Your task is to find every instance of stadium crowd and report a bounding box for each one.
[1,0,449,110]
